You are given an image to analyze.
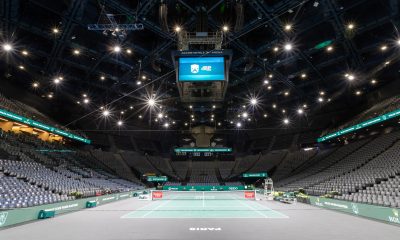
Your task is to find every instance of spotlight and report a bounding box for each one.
[263,114,268,118]
[284,91,289,96]
[320,91,325,95]
[263,80,269,85]
[242,112,248,118]
[212,105,216,109]
[347,23,355,30]
[136,81,142,85]
[284,24,292,31]
[18,65,25,70]
[52,28,59,34]
[32,82,39,88]
[48,94,53,99]
[157,113,163,119]
[113,45,121,53]
[3,43,13,52]
[102,110,110,117]
[236,122,242,128]
[297,108,304,114]
[100,76,105,80]
[397,39,400,46]
[142,75,146,80]
[267,85,272,90]
[346,74,355,81]
[318,97,324,102]
[22,50,29,56]
[284,43,293,51]
[250,98,258,105]
[189,105,193,109]
[83,98,90,104]
[355,90,362,95]
[117,120,123,126]
[380,45,388,51]
[272,104,277,109]
[73,49,80,55]
[174,26,181,32]
[273,47,279,52]
[326,46,333,52]
[301,73,307,78]
[148,98,156,107]
[283,118,289,125]
[371,79,377,85]
[54,78,61,84]
[222,25,229,32]
[126,49,132,54]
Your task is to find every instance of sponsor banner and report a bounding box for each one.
[0,190,151,228]
[317,108,400,142]
[0,108,91,144]
[242,172,268,178]
[244,191,255,199]
[174,147,232,153]
[152,191,163,199]
[309,196,400,224]
[147,176,168,182]
[162,186,245,191]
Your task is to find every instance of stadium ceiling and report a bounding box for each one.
[1,0,400,132]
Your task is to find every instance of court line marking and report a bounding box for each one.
[252,201,289,218]
[236,199,269,218]
[140,199,173,218]
[120,200,161,218]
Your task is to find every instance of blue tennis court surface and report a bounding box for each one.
[121,198,288,218]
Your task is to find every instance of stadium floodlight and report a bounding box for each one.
[284,24,292,31]
[102,110,110,117]
[283,118,289,125]
[147,98,156,107]
[297,108,304,115]
[284,43,293,51]
[113,45,121,53]
[3,43,13,52]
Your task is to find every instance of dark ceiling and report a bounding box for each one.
[1,0,400,134]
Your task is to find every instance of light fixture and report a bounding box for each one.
[371,79,377,85]
[320,91,325,95]
[174,26,181,32]
[102,110,110,117]
[301,73,307,78]
[117,120,123,126]
[355,90,362,95]
[130,106,134,109]
[147,98,156,107]
[380,45,388,51]
[189,105,193,109]
[385,61,390,65]
[318,97,324,102]
[212,105,216,109]
[2,43,13,52]
[267,85,272,90]
[184,122,188,126]
[83,98,90,104]
[222,25,229,32]
[157,113,163,119]
[54,78,60,84]
[326,46,333,52]
[218,122,221,126]
[263,80,269,85]
[263,114,268,118]
[297,108,304,114]
[120,111,124,114]
[32,82,39,88]
[397,39,400,46]
[272,104,277,109]
[73,49,80,55]
[164,123,169,128]
[142,75,146,80]
[126,49,132,54]
[347,23,355,30]
[250,98,258,105]
[284,91,289,96]
[52,28,59,34]
[22,50,29,56]
[138,115,142,119]
[284,24,292,31]
[284,43,293,51]
[48,94,53,99]
[273,47,279,52]
[242,112,248,118]
[18,65,25,70]
[236,122,242,128]
[100,76,105,80]
[113,45,121,53]
[136,81,142,85]
[346,74,355,81]
[268,74,273,78]
[283,118,289,125]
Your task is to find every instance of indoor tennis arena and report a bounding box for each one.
[0,0,400,239]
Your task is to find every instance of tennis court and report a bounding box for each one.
[121,191,288,218]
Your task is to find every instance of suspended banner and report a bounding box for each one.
[147,176,168,182]
[242,173,268,178]
[174,147,232,153]
[0,108,91,144]
[317,108,400,143]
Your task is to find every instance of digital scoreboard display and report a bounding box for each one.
[178,57,225,81]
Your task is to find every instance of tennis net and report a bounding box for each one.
[150,190,257,201]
